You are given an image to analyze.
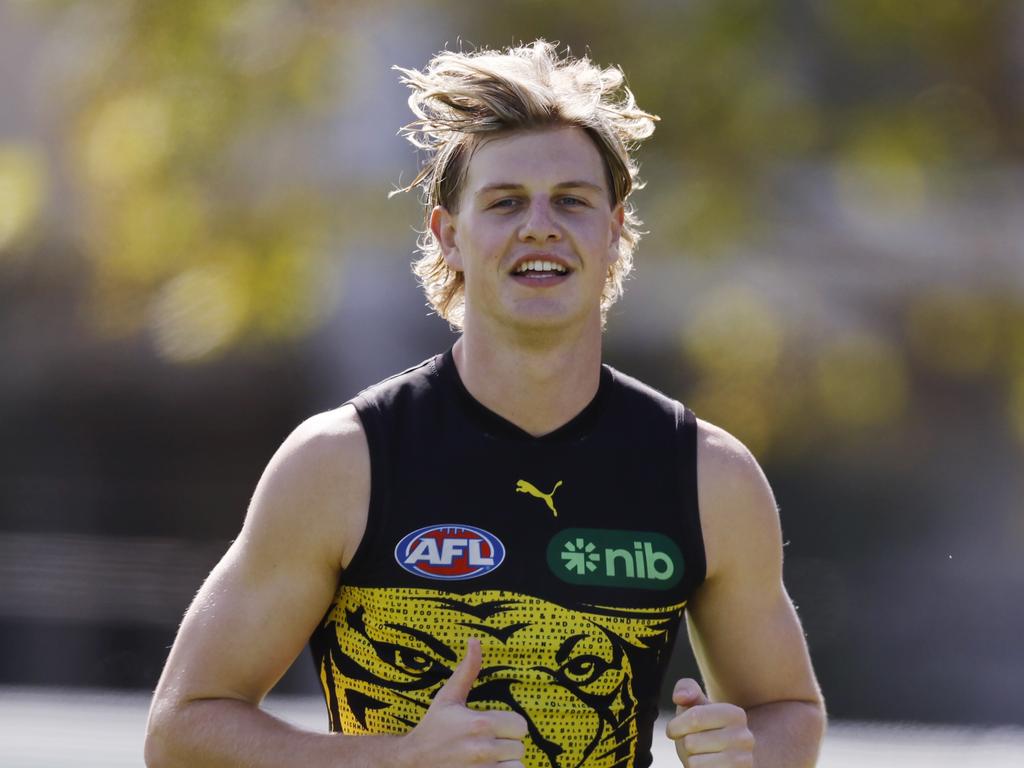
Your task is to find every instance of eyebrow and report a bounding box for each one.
[474,180,606,197]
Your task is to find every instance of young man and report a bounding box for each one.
[145,41,825,767]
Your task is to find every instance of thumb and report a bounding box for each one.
[433,637,481,706]
[672,678,708,713]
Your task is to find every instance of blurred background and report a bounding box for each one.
[1,0,1022,764]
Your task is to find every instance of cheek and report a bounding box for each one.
[461,219,510,259]
[586,230,619,269]
[579,216,618,256]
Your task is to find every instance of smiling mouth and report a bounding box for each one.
[511,259,570,278]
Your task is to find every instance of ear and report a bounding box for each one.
[607,203,625,266]
[430,205,463,271]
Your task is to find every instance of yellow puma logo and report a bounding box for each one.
[515,479,563,517]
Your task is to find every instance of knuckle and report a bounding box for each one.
[682,733,702,754]
[467,714,492,737]
[465,740,491,763]
[725,703,747,722]
[512,713,529,737]
[674,677,694,693]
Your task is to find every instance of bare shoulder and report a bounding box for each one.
[242,403,370,572]
[696,418,771,500]
[695,418,782,581]
[147,404,370,712]
[686,420,823,715]
[271,403,366,464]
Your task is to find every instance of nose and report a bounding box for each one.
[518,198,561,243]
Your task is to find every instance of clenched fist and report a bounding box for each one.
[666,678,754,767]
[396,638,528,768]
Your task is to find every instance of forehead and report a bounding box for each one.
[463,126,607,193]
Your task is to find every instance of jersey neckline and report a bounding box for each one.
[434,347,613,443]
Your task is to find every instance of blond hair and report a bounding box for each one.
[393,40,658,328]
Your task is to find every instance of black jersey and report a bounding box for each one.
[310,349,706,768]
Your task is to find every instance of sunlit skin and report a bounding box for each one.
[145,124,823,768]
[431,126,624,341]
[428,127,625,436]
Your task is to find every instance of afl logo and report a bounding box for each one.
[395,524,505,581]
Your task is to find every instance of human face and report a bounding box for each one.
[431,127,624,333]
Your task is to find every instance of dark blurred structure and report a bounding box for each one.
[1,0,1022,726]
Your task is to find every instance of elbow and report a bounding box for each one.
[804,696,828,750]
[144,697,182,767]
[144,733,166,768]
[781,698,827,767]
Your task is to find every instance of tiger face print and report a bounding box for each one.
[315,587,685,768]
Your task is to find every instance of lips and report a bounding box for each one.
[509,253,573,277]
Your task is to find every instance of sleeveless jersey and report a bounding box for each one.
[309,349,706,768]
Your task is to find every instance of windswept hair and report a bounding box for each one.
[393,40,658,328]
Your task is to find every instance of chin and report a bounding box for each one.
[507,299,576,323]
[471,295,597,333]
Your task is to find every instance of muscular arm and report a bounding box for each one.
[670,420,825,767]
[144,406,389,767]
[145,406,528,768]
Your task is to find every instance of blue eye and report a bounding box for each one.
[559,196,587,206]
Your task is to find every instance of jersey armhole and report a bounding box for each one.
[339,393,390,581]
[678,405,707,590]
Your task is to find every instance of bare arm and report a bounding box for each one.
[144,406,528,768]
[666,420,825,767]
[144,406,378,767]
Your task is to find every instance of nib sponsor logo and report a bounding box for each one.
[548,529,683,590]
[561,538,600,575]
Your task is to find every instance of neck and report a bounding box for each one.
[453,322,604,437]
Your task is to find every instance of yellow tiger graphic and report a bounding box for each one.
[316,587,685,768]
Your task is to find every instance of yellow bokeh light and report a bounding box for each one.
[97,183,208,283]
[79,91,172,188]
[815,333,908,428]
[688,379,775,458]
[683,286,785,378]
[906,291,999,377]
[727,74,822,155]
[219,0,304,75]
[0,144,47,252]
[1003,307,1024,377]
[252,238,337,340]
[660,174,753,254]
[1010,374,1024,446]
[823,0,978,51]
[912,83,996,163]
[834,125,929,219]
[148,261,249,363]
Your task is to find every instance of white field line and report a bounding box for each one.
[0,688,1021,767]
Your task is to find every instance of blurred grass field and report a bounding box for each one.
[2,687,1022,767]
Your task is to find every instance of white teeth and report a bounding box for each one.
[515,260,567,274]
